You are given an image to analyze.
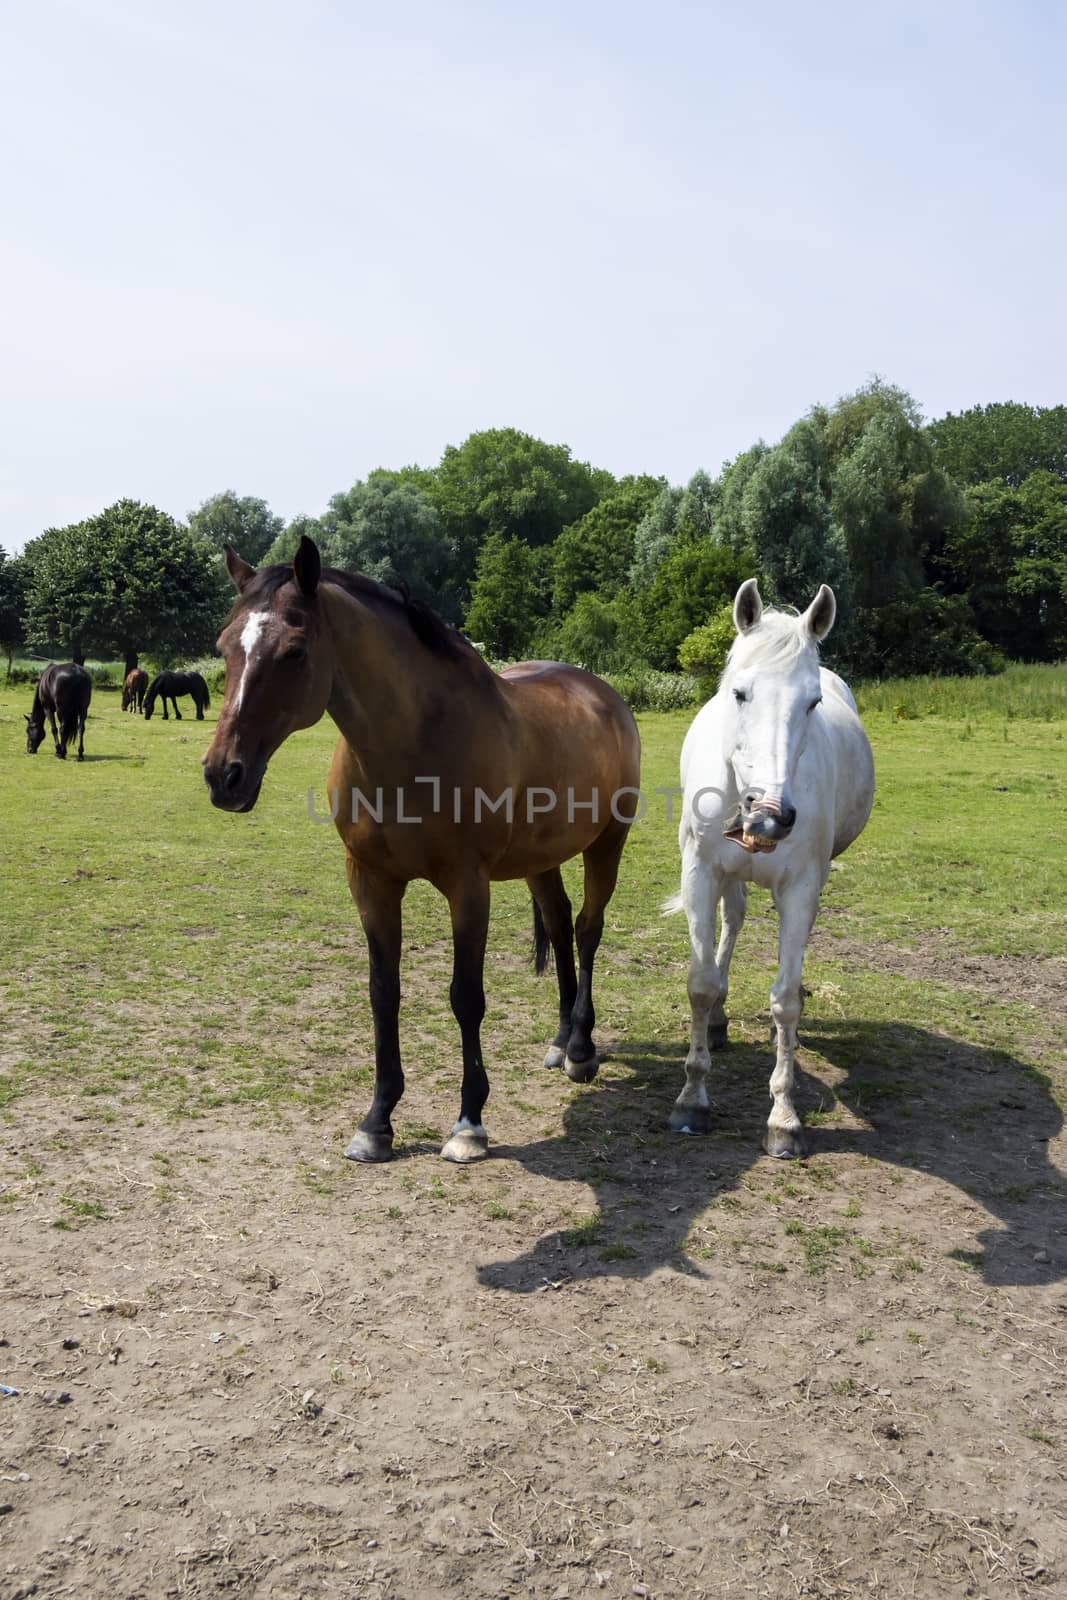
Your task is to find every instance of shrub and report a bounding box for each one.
[604,667,702,712]
[677,603,735,697]
[844,591,1006,680]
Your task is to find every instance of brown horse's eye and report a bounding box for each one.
[283,645,307,663]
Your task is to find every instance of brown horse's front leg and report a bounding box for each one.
[344,858,405,1164]
[440,875,491,1163]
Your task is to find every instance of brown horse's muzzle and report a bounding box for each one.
[203,753,267,812]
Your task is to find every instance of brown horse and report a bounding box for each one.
[122,668,148,713]
[203,537,641,1164]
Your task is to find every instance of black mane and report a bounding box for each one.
[232,564,481,668]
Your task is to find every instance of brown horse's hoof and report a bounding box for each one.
[564,1051,598,1083]
[763,1126,806,1160]
[345,1130,394,1163]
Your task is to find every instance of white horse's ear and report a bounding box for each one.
[733,578,763,634]
[224,544,256,593]
[802,585,836,641]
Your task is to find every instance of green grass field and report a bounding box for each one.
[1,667,1064,1129]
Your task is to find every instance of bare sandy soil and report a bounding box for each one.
[2,943,1066,1600]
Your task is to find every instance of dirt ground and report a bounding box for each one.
[2,935,1066,1600]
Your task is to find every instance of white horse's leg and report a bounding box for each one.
[711,881,747,1047]
[669,855,724,1135]
[765,881,821,1159]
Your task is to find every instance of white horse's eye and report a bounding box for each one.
[808,697,822,713]
[733,689,747,705]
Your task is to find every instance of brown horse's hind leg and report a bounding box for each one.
[527,867,577,1071]
[344,859,406,1164]
[441,873,492,1163]
[564,822,630,1083]
[76,714,86,762]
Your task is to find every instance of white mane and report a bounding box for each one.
[721,609,819,683]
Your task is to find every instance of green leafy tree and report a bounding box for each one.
[935,473,1067,660]
[552,475,664,611]
[714,443,770,555]
[22,500,226,672]
[261,514,325,567]
[555,592,629,672]
[310,471,457,617]
[823,379,964,612]
[463,531,542,659]
[927,402,1067,487]
[630,537,750,671]
[0,551,30,680]
[425,428,609,593]
[188,490,285,565]
[628,484,684,589]
[739,421,852,619]
[848,590,1004,679]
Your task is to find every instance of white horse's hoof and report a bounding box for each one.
[668,1104,710,1135]
[763,1126,806,1159]
[441,1123,489,1163]
[564,1051,599,1083]
[543,1045,566,1070]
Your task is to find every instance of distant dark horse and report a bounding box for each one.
[122,667,149,713]
[144,671,210,721]
[25,664,92,761]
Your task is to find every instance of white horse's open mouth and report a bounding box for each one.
[725,827,778,854]
[722,804,781,853]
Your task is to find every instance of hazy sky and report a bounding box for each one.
[2,0,1064,553]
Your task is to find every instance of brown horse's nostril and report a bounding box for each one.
[223,761,244,791]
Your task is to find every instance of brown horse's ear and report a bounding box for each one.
[225,544,256,593]
[293,535,321,597]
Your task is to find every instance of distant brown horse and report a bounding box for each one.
[25,663,92,761]
[203,537,641,1164]
[122,668,148,713]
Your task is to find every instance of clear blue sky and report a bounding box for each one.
[2,0,1064,553]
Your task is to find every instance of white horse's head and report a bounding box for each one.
[719,579,837,851]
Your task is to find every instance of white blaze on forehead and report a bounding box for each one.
[234,610,269,711]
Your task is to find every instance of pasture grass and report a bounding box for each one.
[0,670,1063,1140]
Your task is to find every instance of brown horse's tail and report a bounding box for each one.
[532,898,551,976]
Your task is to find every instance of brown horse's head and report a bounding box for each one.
[202,537,333,812]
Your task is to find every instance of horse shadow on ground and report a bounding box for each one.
[478,1020,1065,1293]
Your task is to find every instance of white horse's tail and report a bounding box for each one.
[660,890,684,917]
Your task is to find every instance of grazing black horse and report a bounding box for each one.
[144,671,210,721]
[25,664,92,761]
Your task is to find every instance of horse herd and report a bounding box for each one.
[24,665,210,760]
[20,540,876,1157]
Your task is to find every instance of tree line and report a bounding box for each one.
[2,381,1064,686]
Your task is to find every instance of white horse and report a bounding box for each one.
[667,579,875,1157]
